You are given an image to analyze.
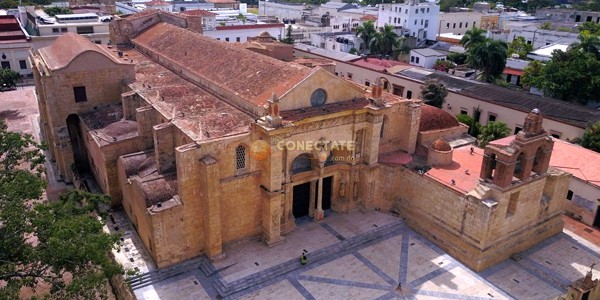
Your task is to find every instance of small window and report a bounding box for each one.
[73,86,87,103]
[365,80,370,86]
[235,145,246,170]
[488,114,497,122]
[460,109,468,115]
[52,28,59,33]
[410,56,415,62]
[347,72,353,79]
[453,23,456,29]
[407,90,412,99]
[567,190,574,200]
[76,26,94,34]
[459,22,462,28]
[19,60,27,70]
[514,126,522,134]
[446,22,450,29]
[217,38,220,40]
[225,37,230,42]
[236,37,240,42]
[94,40,101,44]
[61,27,67,32]
[415,57,420,64]
[551,133,561,139]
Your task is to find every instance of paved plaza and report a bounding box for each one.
[131,210,600,300]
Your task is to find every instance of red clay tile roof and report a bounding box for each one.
[145,0,170,6]
[132,22,311,107]
[351,58,409,72]
[430,139,452,151]
[426,146,483,194]
[419,105,460,132]
[493,135,600,187]
[503,67,523,76]
[180,9,217,16]
[38,33,123,70]
[359,15,377,21]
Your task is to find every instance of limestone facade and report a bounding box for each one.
[31,10,571,271]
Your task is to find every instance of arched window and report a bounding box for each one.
[291,154,313,175]
[533,146,544,173]
[235,144,246,170]
[514,153,526,179]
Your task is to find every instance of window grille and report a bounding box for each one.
[235,145,246,169]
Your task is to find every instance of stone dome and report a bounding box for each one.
[430,139,452,152]
[419,105,460,132]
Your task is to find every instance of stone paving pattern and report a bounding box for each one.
[132,211,600,300]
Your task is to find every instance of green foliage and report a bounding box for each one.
[0,68,20,89]
[349,47,358,55]
[572,30,600,59]
[456,114,480,138]
[420,79,448,108]
[508,36,533,59]
[574,1,600,11]
[355,20,377,53]
[43,7,73,16]
[439,0,469,12]
[433,59,454,72]
[478,121,511,147]
[282,25,294,44]
[236,13,247,24]
[521,60,545,89]
[1,0,51,9]
[579,22,600,35]
[447,52,467,65]
[536,49,600,104]
[460,27,487,50]
[581,122,600,153]
[466,38,508,82]
[0,120,121,299]
[370,25,398,56]
[539,22,553,30]
[394,36,411,55]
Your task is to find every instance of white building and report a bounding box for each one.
[0,15,32,78]
[376,0,439,41]
[311,32,361,53]
[526,43,569,61]
[409,48,446,69]
[19,7,111,49]
[203,23,285,43]
[258,0,311,20]
[439,11,482,35]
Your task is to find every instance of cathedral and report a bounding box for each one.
[30,10,571,272]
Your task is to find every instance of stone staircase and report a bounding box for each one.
[213,221,405,297]
[127,256,216,290]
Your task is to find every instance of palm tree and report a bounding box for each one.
[478,121,511,147]
[571,30,600,58]
[466,38,508,82]
[460,27,487,50]
[355,20,377,53]
[369,25,398,56]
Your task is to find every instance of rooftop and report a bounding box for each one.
[294,44,361,62]
[425,145,483,194]
[133,22,310,108]
[411,48,446,57]
[419,105,460,132]
[180,9,217,16]
[351,57,410,72]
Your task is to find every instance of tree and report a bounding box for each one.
[478,121,510,147]
[460,27,487,50]
[370,25,398,56]
[282,25,294,44]
[355,20,377,53]
[433,59,454,72]
[466,38,508,82]
[539,22,552,30]
[0,68,20,90]
[456,114,480,138]
[420,79,448,108]
[578,22,600,35]
[447,52,467,65]
[43,6,72,16]
[536,49,600,104]
[508,36,533,59]
[571,30,600,59]
[521,60,544,89]
[0,120,121,299]
[581,122,600,153]
[236,13,247,24]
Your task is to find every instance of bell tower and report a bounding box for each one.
[479,108,554,188]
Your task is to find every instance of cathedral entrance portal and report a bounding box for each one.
[316,176,332,211]
[293,182,311,218]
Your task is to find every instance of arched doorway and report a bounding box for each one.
[66,114,90,174]
[291,154,314,219]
